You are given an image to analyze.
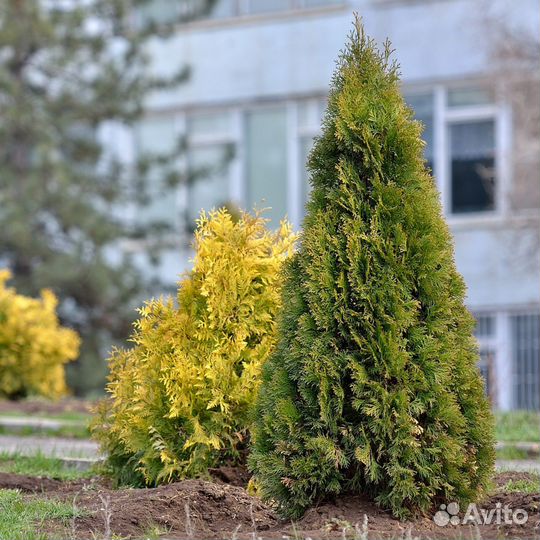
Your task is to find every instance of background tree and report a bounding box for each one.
[0,0,214,394]
[483,6,540,267]
[249,20,495,520]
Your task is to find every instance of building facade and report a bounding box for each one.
[116,0,540,410]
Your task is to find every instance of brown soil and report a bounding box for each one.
[0,470,537,539]
[0,472,66,493]
[0,398,95,416]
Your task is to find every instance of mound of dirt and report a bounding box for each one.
[295,483,540,540]
[58,479,277,539]
[3,471,537,539]
[0,472,67,493]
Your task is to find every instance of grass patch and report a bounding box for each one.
[0,424,90,439]
[0,488,83,540]
[496,446,531,460]
[495,411,540,442]
[0,426,90,439]
[0,410,90,422]
[502,474,540,494]
[0,452,96,481]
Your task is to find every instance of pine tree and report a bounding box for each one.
[0,0,214,393]
[249,19,495,520]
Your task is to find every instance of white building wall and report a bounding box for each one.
[122,0,540,409]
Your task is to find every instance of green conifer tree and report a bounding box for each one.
[0,0,214,394]
[249,20,495,520]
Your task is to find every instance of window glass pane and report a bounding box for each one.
[244,0,291,15]
[298,99,326,132]
[318,98,328,123]
[138,0,181,26]
[450,120,495,214]
[246,108,288,227]
[208,0,238,18]
[474,314,495,338]
[405,93,434,167]
[188,111,231,138]
[135,116,178,225]
[139,186,178,225]
[297,101,312,131]
[188,145,230,224]
[478,349,495,402]
[300,0,342,7]
[512,313,540,410]
[135,116,177,154]
[138,0,215,24]
[448,87,493,108]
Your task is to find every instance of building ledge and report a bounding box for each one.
[175,3,350,34]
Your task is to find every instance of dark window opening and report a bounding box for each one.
[450,120,495,214]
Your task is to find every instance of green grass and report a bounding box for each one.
[496,446,532,460]
[0,452,96,481]
[0,410,91,422]
[495,411,540,442]
[0,424,90,439]
[0,407,91,439]
[502,474,540,494]
[0,489,83,540]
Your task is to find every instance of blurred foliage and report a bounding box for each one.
[0,270,79,400]
[91,208,296,486]
[0,0,215,395]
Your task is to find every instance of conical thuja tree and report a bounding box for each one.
[249,20,495,520]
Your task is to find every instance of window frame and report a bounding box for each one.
[510,311,540,411]
[404,83,511,224]
[473,312,498,405]
[242,102,290,226]
[440,85,510,222]
[184,108,239,224]
[444,103,500,218]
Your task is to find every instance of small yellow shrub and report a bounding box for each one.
[92,208,296,485]
[0,270,80,399]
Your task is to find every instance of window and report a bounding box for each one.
[187,146,231,223]
[297,98,326,217]
[187,111,234,225]
[447,87,494,108]
[474,314,495,339]
[188,0,344,19]
[406,85,500,217]
[511,313,540,410]
[405,93,434,170]
[300,136,315,205]
[474,314,497,401]
[478,349,495,400]
[245,0,291,15]
[246,107,288,227]
[134,116,179,226]
[449,120,495,214]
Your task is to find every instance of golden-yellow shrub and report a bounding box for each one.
[0,270,80,399]
[92,209,296,485]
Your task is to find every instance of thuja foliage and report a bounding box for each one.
[0,270,80,400]
[249,21,495,520]
[92,209,296,485]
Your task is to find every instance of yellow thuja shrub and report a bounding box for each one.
[92,208,296,485]
[0,270,80,399]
